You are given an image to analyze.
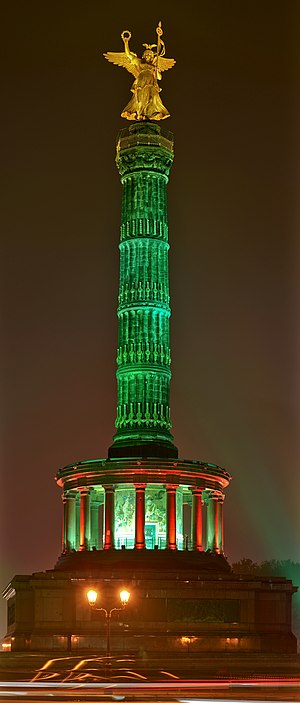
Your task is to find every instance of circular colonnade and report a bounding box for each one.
[56,458,231,555]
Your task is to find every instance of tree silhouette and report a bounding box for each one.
[232,558,300,648]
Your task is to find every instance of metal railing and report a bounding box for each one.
[117,125,174,153]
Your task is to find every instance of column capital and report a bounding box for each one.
[134,483,146,490]
[191,487,204,496]
[207,489,222,501]
[64,490,77,500]
[79,486,90,496]
[90,489,104,508]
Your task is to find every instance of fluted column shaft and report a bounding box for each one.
[90,493,101,550]
[104,486,115,550]
[206,492,220,552]
[166,485,177,550]
[109,123,177,458]
[134,484,146,549]
[62,495,67,552]
[217,496,224,553]
[79,488,91,550]
[192,488,203,551]
[65,491,76,550]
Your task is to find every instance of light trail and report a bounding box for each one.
[0,677,300,689]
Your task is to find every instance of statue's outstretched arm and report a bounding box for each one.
[121,31,139,68]
[104,31,139,78]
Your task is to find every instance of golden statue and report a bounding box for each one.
[104,22,175,121]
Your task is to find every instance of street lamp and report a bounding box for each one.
[87,588,130,657]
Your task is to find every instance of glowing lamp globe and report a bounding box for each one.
[119,589,130,606]
[87,589,98,606]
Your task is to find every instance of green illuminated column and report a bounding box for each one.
[109,122,178,459]
[206,491,219,552]
[217,495,224,553]
[65,491,76,551]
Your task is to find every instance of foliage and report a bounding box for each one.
[232,558,300,646]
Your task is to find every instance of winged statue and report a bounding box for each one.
[104,22,175,121]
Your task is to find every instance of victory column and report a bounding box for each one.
[56,23,230,555]
[3,23,296,659]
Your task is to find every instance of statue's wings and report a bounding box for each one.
[157,56,176,73]
[103,51,139,78]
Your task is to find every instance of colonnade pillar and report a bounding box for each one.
[134,484,146,549]
[62,494,67,552]
[192,488,203,551]
[104,485,115,550]
[62,492,76,552]
[166,485,177,550]
[90,492,102,550]
[206,491,224,553]
[66,491,76,550]
[79,488,91,550]
[217,494,224,553]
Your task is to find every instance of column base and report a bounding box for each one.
[108,440,178,459]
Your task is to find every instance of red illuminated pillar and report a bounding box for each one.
[104,485,115,550]
[79,488,91,550]
[192,488,203,551]
[206,491,219,552]
[75,497,80,550]
[166,485,177,550]
[134,484,146,549]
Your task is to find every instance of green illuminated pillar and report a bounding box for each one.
[109,122,178,459]
[217,495,224,553]
[65,491,76,551]
[206,491,219,552]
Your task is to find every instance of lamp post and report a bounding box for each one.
[87,588,130,657]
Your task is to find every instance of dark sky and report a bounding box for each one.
[1,0,299,639]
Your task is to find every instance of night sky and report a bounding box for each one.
[1,1,299,639]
